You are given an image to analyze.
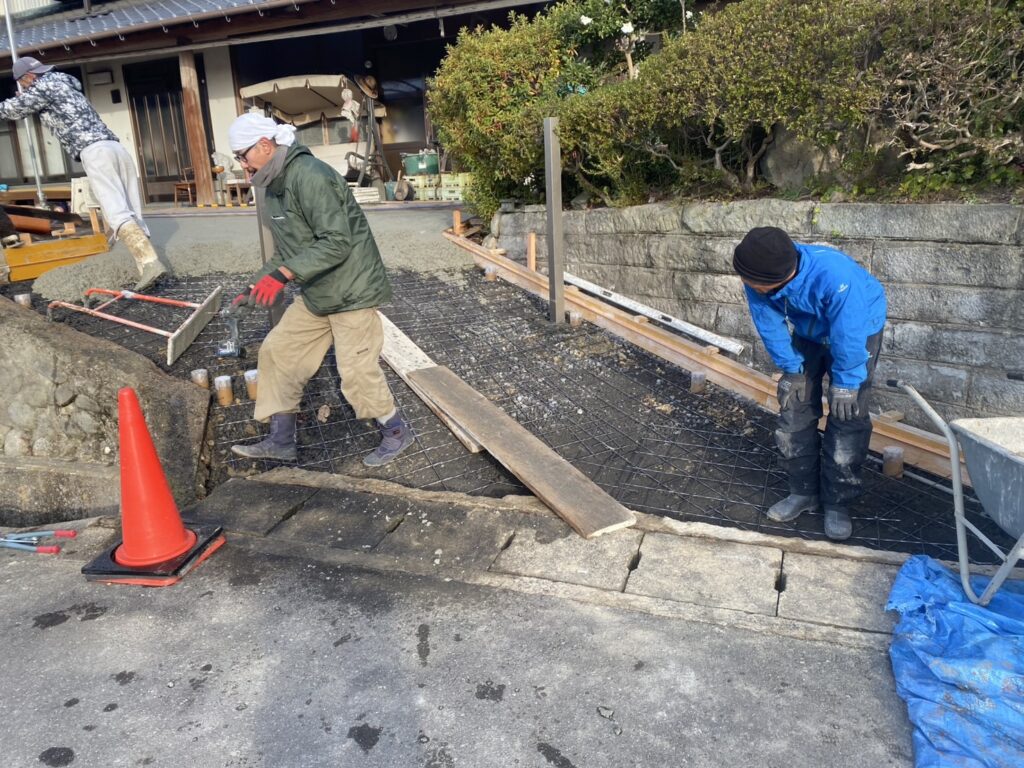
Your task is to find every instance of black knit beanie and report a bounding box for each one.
[733,227,798,284]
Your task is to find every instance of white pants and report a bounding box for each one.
[79,140,149,237]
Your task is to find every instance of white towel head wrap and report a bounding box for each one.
[228,113,296,152]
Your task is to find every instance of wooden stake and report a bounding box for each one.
[453,210,463,236]
[882,446,905,478]
[690,371,707,394]
[527,231,537,271]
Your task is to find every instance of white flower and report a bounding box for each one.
[685,10,694,19]
[621,22,634,34]
[580,15,593,26]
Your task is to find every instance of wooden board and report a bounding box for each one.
[379,313,483,453]
[445,231,967,484]
[408,365,636,539]
[3,234,109,281]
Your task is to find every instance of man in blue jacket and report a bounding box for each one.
[733,227,887,540]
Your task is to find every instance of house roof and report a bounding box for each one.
[1,0,317,55]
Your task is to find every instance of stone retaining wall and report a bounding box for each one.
[494,201,1024,431]
[0,298,209,523]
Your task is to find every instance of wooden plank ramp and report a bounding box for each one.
[408,365,636,539]
[379,313,483,453]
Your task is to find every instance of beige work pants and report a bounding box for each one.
[253,298,394,423]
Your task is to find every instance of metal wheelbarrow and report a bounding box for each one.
[889,379,1024,605]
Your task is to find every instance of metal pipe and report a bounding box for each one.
[2,0,46,207]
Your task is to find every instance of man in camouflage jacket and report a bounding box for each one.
[0,57,169,290]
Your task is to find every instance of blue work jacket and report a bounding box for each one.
[743,243,887,389]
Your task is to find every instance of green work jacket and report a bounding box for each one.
[256,144,391,315]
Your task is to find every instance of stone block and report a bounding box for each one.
[885,284,1016,326]
[777,552,899,633]
[874,358,969,405]
[813,203,1021,244]
[966,373,1024,415]
[648,235,736,273]
[271,487,406,550]
[7,402,36,431]
[625,533,783,616]
[492,514,643,591]
[376,503,519,570]
[187,478,319,535]
[888,322,1024,368]
[585,204,682,234]
[872,242,1022,288]
[0,456,119,526]
[681,200,815,235]
[672,273,746,304]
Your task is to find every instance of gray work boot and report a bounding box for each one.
[765,493,820,523]
[118,220,171,291]
[824,505,853,541]
[134,259,168,292]
[363,411,414,467]
[231,413,298,461]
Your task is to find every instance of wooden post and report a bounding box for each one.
[690,371,707,394]
[527,231,537,272]
[543,117,565,324]
[882,446,905,478]
[453,210,463,236]
[179,52,215,207]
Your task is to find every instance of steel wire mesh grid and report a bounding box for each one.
[35,269,1015,563]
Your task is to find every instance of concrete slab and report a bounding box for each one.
[492,514,644,591]
[625,533,783,616]
[185,478,319,535]
[778,552,900,633]
[375,501,519,570]
[271,487,406,551]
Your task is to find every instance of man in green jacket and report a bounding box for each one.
[226,113,413,466]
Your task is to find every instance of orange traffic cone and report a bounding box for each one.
[83,387,225,587]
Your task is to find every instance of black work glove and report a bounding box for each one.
[776,372,808,410]
[828,386,860,421]
[227,286,252,315]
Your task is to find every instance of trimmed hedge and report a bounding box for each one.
[428,0,1024,218]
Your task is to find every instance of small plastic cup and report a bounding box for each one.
[13,293,31,307]
[190,368,210,389]
[243,369,259,400]
[213,375,234,406]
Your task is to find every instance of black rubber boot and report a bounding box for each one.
[765,493,820,523]
[231,413,297,461]
[824,505,853,541]
[363,411,414,467]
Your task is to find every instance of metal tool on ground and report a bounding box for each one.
[0,529,76,554]
[889,379,1024,605]
[216,301,250,358]
[48,286,222,366]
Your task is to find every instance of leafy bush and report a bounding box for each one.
[428,0,1024,216]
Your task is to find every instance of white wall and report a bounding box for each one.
[82,62,139,167]
[203,46,239,159]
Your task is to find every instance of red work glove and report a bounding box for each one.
[250,269,289,307]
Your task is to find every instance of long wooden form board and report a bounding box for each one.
[408,365,636,539]
[444,230,967,485]
[379,313,484,453]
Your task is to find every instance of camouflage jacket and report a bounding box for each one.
[0,71,118,159]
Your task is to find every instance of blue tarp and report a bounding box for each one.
[887,556,1024,768]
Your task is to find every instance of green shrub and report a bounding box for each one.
[429,0,1024,213]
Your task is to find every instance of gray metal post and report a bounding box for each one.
[543,116,564,324]
[254,186,284,327]
[3,0,47,208]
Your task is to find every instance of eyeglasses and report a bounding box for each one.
[234,142,259,163]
